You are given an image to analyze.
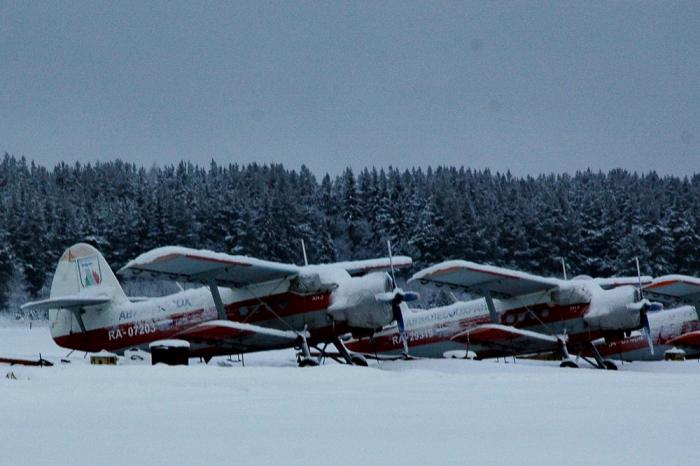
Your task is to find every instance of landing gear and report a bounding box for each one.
[588,343,618,370]
[296,329,318,367]
[296,336,369,367]
[560,360,579,369]
[333,337,367,366]
[563,344,618,370]
[602,360,618,371]
[350,354,369,367]
[558,338,579,369]
[298,358,319,367]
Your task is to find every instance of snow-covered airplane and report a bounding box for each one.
[22,242,417,366]
[593,275,700,361]
[347,260,660,369]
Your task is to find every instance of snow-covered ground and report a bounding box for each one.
[2,325,699,465]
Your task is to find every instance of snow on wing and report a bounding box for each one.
[117,246,300,286]
[451,324,561,355]
[333,256,412,276]
[593,276,653,289]
[174,320,303,351]
[644,275,700,305]
[409,260,560,298]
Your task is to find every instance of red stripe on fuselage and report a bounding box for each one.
[54,290,332,352]
[500,302,588,327]
[223,291,331,321]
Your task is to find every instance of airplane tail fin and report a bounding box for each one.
[50,243,127,302]
[21,243,127,346]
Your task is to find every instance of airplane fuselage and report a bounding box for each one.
[593,306,700,361]
[51,279,347,357]
[347,284,644,359]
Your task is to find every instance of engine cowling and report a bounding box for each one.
[583,286,641,331]
[327,272,394,330]
[551,282,592,306]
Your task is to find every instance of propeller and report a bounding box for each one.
[640,307,654,356]
[375,240,419,358]
[635,257,655,356]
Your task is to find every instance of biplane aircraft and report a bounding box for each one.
[22,242,417,366]
[593,275,700,361]
[347,260,661,370]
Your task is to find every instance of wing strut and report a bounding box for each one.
[208,280,227,321]
[483,290,499,324]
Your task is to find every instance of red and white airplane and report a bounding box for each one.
[593,275,700,361]
[347,260,660,369]
[22,242,417,366]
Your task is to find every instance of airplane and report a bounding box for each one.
[22,242,417,366]
[346,259,660,370]
[593,274,700,361]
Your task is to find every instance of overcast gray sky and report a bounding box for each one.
[1,1,699,176]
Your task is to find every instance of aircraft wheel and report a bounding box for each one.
[602,360,618,371]
[350,355,368,367]
[560,360,578,368]
[298,358,319,368]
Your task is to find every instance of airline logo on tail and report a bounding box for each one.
[77,255,102,288]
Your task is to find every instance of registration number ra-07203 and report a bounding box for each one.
[108,322,157,341]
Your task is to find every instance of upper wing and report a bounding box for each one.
[21,294,111,312]
[593,276,653,289]
[644,275,700,305]
[333,256,412,276]
[409,260,560,299]
[174,320,303,351]
[118,246,300,287]
[451,324,561,356]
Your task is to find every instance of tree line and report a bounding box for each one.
[1,153,699,314]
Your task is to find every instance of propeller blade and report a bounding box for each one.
[375,288,413,357]
[393,302,409,358]
[641,307,654,356]
[382,240,416,358]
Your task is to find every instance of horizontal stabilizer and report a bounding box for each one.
[452,324,561,355]
[21,294,111,312]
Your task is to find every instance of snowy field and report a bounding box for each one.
[2,325,699,465]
